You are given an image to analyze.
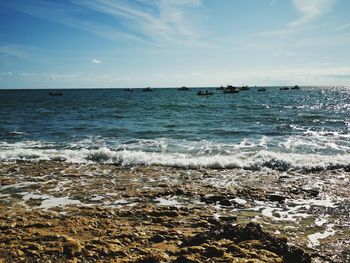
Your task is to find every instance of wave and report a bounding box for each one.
[1,141,350,172]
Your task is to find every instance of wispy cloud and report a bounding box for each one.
[288,0,335,28]
[2,0,149,44]
[258,25,318,37]
[73,0,203,46]
[92,58,102,64]
[3,0,203,46]
[332,22,350,31]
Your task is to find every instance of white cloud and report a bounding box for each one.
[92,58,102,64]
[289,0,335,28]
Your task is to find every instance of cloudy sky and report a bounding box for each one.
[0,0,349,88]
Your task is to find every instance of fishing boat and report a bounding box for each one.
[143,87,153,92]
[178,86,190,91]
[48,91,63,96]
[291,85,300,90]
[223,85,239,94]
[197,90,214,96]
[240,85,250,90]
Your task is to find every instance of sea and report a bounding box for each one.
[1,86,350,172]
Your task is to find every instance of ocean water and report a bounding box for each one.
[1,87,350,171]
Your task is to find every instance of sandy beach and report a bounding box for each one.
[0,161,349,262]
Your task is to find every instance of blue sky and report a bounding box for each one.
[0,0,349,88]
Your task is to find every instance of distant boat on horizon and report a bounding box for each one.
[280,87,289,90]
[197,90,214,96]
[48,91,63,96]
[291,85,300,90]
[223,85,239,94]
[124,88,134,91]
[178,86,190,91]
[143,87,153,92]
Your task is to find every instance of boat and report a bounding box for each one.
[223,89,239,94]
[48,91,63,96]
[143,87,153,92]
[291,85,300,90]
[223,85,239,94]
[197,90,214,96]
[257,88,266,92]
[280,87,289,90]
[240,85,250,90]
[178,86,190,91]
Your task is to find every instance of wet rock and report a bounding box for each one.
[135,253,166,263]
[63,237,83,258]
[150,210,179,217]
[203,245,225,258]
[303,188,319,197]
[26,243,44,251]
[149,234,165,243]
[11,249,25,257]
[182,222,311,263]
[183,246,205,254]
[174,255,200,263]
[219,198,232,206]
[219,215,237,223]
[267,194,286,203]
[226,244,246,257]
[26,222,53,228]
[200,194,225,204]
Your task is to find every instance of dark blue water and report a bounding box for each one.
[1,87,350,170]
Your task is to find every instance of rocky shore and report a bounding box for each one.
[0,161,349,262]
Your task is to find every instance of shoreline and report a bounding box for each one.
[0,161,349,262]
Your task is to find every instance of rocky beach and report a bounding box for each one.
[0,161,349,262]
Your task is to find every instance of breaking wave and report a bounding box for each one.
[1,140,350,172]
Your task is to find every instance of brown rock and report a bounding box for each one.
[11,249,25,257]
[203,245,225,258]
[63,237,83,258]
[149,234,165,243]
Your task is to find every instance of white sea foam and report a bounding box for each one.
[308,224,336,247]
[36,196,82,210]
[155,197,181,206]
[1,139,350,171]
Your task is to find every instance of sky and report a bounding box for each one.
[0,0,349,88]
